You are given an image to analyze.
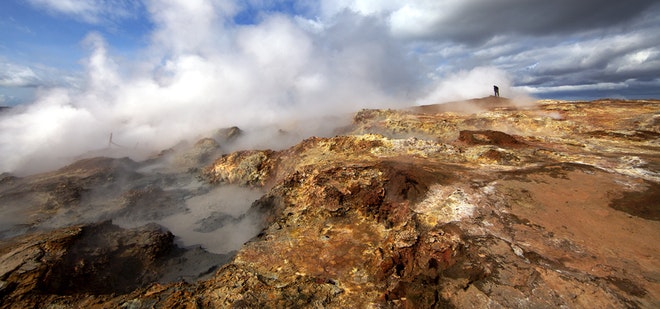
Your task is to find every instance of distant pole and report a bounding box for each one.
[108,132,123,148]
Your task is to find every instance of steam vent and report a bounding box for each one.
[1,97,659,308]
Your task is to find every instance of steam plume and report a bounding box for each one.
[0,4,516,175]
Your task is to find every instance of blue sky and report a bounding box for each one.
[1,0,660,174]
[0,1,152,102]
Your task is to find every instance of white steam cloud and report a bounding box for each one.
[0,1,516,175]
[417,66,522,105]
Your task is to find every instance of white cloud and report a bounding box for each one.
[320,0,401,17]
[611,48,660,75]
[627,49,654,64]
[388,2,447,38]
[0,57,82,96]
[0,62,40,87]
[318,0,450,39]
[26,0,140,24]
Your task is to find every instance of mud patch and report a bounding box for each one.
[588,130,660,142]
[609,181,660,220]
[605,276,647,297]
[500,163,598,181]
[40,221,174,295]
[457,130,525,147]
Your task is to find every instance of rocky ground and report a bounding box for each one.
[0,97,658,308]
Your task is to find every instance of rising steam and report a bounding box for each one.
[0,3,518,175]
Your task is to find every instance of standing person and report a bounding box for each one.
[493,85,500,97]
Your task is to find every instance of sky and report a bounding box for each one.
[1,0,659,174]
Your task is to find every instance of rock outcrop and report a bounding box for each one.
[1,97,658,308]
[0,221,174,306]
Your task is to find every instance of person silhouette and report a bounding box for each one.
[493,85,500,97]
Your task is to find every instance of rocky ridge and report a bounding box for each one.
[0,97,658,308]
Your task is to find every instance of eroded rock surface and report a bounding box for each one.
[1,97,659,308]
[0,221,173,306]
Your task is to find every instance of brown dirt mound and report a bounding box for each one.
[457,130,525,147]
[409,96,531,114]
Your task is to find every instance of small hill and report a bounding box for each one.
[409,96,534,113]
